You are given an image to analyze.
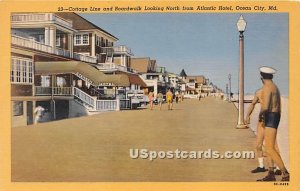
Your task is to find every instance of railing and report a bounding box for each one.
[11,13,73,28]
[55,48,71,58]
[113,46,133,55]
[73,52,97,63]
[12,35,98,64]
[12,35,53,53]
[96,99,119,111]
[35,86,52,95]
[120,99,131,110]
[97,62,127,72]
[73,87,95,108]
[52,87,73,95]
[35,86,73,96]
[35,86,124,111]
[100,47,114,54]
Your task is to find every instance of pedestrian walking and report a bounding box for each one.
[156,91,163,110]
[34,105,45,124]
[148,91,154,110]
[256,66,289,181]
[166,89,173,110]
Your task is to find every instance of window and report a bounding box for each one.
[41,76,51,87]
[11,57,34,84]
[82,34,89,44]
[13,101,24,116]
[56,34,61,47]
[96,35,101,46]
[74,33,89,45]
[75,35,81,45]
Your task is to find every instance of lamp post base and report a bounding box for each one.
[236,124,248,129]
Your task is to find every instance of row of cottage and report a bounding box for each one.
[11,12,214,127]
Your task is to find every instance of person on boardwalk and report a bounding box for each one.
[256,66,289,181]
[156,91,163,110]
[148,91,154,110]
[175,92,179,103]
[34,105,45,124]
[245,88,281,175]
[166,89,173,110]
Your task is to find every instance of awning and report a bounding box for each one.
[35,61,129,87]
[127,73,147,87]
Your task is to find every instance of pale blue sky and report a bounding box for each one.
[80,13,289,96]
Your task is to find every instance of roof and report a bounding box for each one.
[130,58,151,73]
[127,74,147,87]
[115,72,147,87]
[55,13,118,40]
[186,76,206,84]
[35,61,129,86]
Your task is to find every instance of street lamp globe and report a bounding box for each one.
[237,15,247,33]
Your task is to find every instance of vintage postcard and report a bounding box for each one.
[0,0,299,191]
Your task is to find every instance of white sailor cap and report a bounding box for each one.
[259,66,277,74]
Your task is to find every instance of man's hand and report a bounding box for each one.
[259,112,265,122]
[245,116,251,124]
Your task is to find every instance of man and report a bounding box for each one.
[148,91,154,110]
[245,89,281,175]
[34,105,45,124]
[166,89,173,110]
[156,91,163,110]
[256,66,289,181]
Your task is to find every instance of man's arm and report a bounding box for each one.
[245,94,259,124]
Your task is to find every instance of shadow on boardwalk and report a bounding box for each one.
[12,97,267,182]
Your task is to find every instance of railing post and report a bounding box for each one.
[93,97,97,111]
[116,98,120,111]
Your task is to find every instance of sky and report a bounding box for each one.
[80,13,289,96]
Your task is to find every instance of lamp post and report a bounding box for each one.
[236,15,248,129]
[228,74,231,102]
[226,84,228,101]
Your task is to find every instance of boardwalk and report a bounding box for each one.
[12,97,267,182]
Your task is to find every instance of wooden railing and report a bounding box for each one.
[73,87,95,108]
[35,86,73,96]
[96,99,119,111]
[12,35,53,53]
[11,13,73,28]
[12,35,97,63]
[73,52,97,63]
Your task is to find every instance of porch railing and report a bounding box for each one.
[35,86,73,96]
[97,62,127,72]
[11,13,73,28]
[35,86,123,111]
[73,87,95,108]
[73,52,97,63]
[12,35,97,64]
[113,46,133,55]
[55,48,71,58]
[12,35,53,53]
[96,99,119,111]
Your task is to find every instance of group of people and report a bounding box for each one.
[245,66,289,181]
[148,89,184,110]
